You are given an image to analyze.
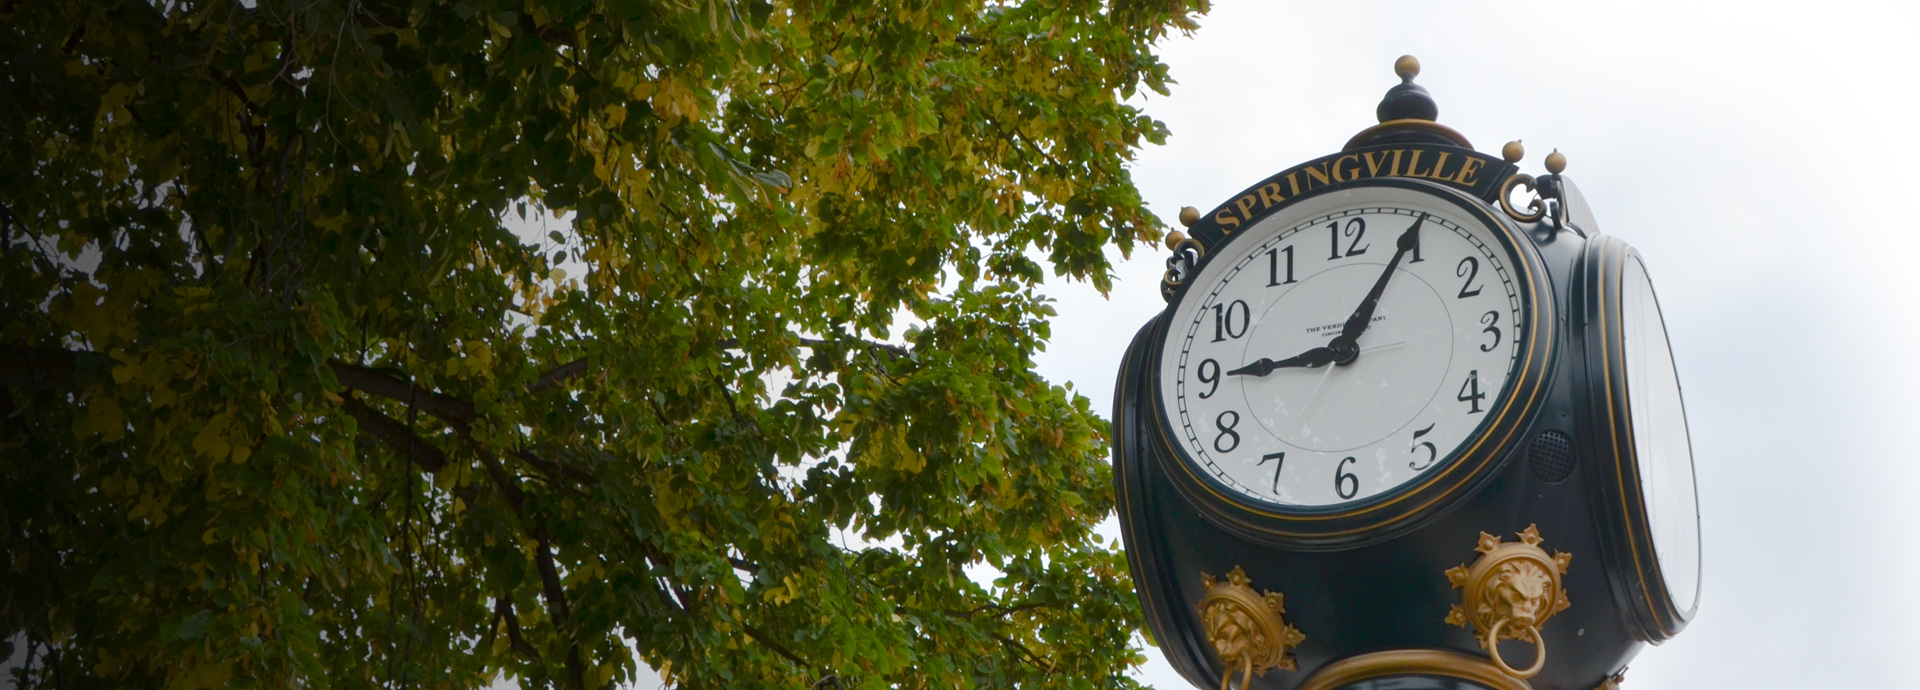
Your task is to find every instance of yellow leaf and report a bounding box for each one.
[653,475,686,531]
[149,383,178,408]
[76,395,125,440]
[888,426,926,473]
[192,412,232,462]
[588,664,616,689]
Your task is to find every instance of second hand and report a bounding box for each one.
[1298,341,1406,421]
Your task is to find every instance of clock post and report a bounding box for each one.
[1113,56,1700,690]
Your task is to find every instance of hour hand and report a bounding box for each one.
[1226,346,1337,377]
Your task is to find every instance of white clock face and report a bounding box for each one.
[1621,257,1700,614]
[1158,187,1525,509]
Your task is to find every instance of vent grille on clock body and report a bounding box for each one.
[1528,430,1577,484]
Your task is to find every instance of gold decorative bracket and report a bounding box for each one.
[1497,173,1547,223]
[1199,566,1305,690]
[1444,525,1573,680]
[1160,233,1206,302]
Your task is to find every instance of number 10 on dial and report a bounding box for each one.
[1158,189,1527,510]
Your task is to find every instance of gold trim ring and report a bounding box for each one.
[1485,618,1547,679]
[1296,649,1532,690]
[1216,655,1251,690]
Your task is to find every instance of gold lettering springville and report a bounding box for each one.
[1195,147,1498,237]
[1403,150,1431,179]
[1456,157,1485,187]
[1214,207,1241,230]
[1258,183,1286,209]
[1333,155,1361,182]
[1362,150,1393,177]
[1303,162,1333,189]
[1427,151,1456,182]
[1229,193,1259,232]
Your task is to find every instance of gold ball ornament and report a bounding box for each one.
[1165,229,1189,251]
[1395,55,1421,81]
[1544,149,1567,174]
[1178,206,1200,228]
[1501,140,1524,164]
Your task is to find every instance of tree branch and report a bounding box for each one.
[524,357,589,397]
[741,621,815,673]
[329,361,475,428]
[990,631,1050,672]
[516,12,579,47]
[950,600,1050,619]
[494,597,543,663]
[467,437,584,690]
[514,448,599,488]
[11,344,601,690]
[715,336,910,359]
[340,394,448,473]
[532,535,587,690]
[469,441,526,513]
[0,345,108,390]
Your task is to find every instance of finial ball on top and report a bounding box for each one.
[1395,55,1421,82]
[1178,206,1200,228]
[1544,149,1567,174]
[1165,229,1189,251]
[1502,140,1525,164]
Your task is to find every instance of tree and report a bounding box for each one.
[0,0,1204,687]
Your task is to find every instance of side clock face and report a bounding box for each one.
[1621,255,1700,616]
[1157,184,1530,511]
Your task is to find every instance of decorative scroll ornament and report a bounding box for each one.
[1198,566,1306,690]
[1161,236,1206,302]
[1497,173,1547,223]
[1444,525,1573,680]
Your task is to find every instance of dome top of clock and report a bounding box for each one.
[1376,55,1439,122]
[1344,55,1474,151]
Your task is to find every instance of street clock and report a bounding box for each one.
[1114,57,1700,690]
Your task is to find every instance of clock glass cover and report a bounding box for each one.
[1157,185,1526,510]
[1621,256,1700,613]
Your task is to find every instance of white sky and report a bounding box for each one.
[1030,1,1920,688]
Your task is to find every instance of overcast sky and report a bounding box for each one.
[1027,2,1920,688]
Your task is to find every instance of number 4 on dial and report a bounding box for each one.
[1457,370,1486,414]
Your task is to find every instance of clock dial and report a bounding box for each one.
[1621,256,1700,615]
[1158,187,1525,509]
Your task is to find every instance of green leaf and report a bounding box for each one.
[176,610,216,641]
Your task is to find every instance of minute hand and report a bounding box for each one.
[1334,214,1425,359]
